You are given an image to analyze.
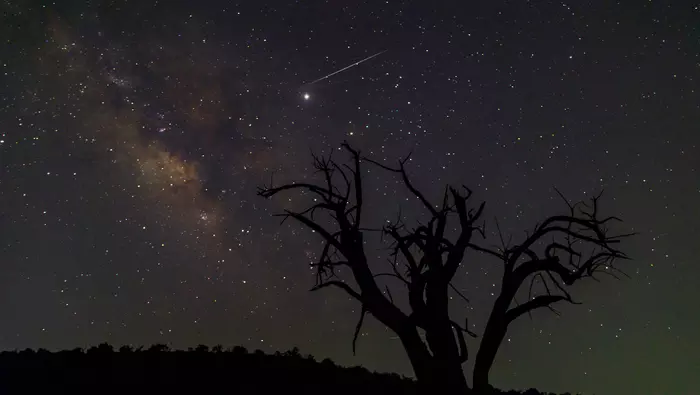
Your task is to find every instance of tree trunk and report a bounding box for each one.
[399,326,472,395]
[433,358,471,395]
[472,298,509,393]
[417,360,472,395]
[398,329,433,393]
[473,324,507,392]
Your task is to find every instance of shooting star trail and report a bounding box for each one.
[303,50,387,86]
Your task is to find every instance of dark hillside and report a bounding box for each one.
[0,344,576,395]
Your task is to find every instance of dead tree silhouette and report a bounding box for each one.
[258,143,632,394]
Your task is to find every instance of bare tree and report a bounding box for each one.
[470,189,633,392]
[258,143,631,394]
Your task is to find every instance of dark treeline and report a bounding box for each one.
[0,344,578,395]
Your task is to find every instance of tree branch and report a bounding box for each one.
[258,182,346,202]
[449,283,470,304]
[451,321,469,363]
[364,155,438,217]
[275,210,343,252]
[341,142,364,229]
[310,281,362,301]
[352,305,368,355]
[505,295,569,323]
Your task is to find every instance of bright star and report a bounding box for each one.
[303,93,310,100]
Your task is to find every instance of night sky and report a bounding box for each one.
[1,1,698,394]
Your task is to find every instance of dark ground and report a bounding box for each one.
[0,344,579,394]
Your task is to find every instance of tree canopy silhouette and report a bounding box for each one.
[258,142,633,394]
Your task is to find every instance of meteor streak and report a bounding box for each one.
[304,50,387,86]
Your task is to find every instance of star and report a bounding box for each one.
[0,2,695,394]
